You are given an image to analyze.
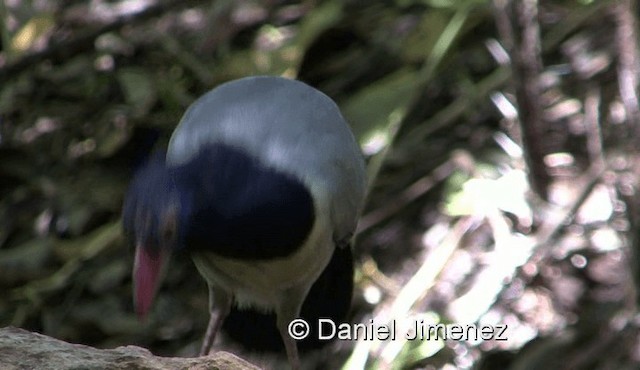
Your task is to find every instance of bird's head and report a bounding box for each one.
[122,152,191,318]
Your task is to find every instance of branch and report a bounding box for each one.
[0,0,199,81]
[494,0,551,200]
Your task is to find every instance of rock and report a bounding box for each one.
[0,327,260,370]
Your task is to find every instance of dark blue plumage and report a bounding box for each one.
[123,144,315,259]
[179,144,315,259]
[122,151,185,252]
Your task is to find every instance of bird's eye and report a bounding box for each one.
[161,206,178,245]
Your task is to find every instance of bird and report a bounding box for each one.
[122,76,367,369]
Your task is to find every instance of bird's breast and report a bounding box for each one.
[190,211,334,311]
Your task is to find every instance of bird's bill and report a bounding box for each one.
[133,245,169,319]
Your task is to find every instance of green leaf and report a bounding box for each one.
[9,14,55,55]
[342,69,419,149]
[116,68,157,117]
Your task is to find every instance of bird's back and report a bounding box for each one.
[167,76,366,242]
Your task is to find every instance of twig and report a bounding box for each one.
[612,0,640,146]
[395,66,511,154]
[584,87,605,171]
[497,164,604,305]
[10,222,121,301]
[494,0,550,200]
[536,165,604,254]
[396,0,608,157]
[158,33,215,86]
[357,158,457,234]
[378,216,477,368]
[346,216,477,369]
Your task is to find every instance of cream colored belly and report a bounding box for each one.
[191,216,334,311]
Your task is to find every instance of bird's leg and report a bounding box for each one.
[276,286,309,370]
[277,315,301,370]
[199,287,232,356]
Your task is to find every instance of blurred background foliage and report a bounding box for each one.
[1,0,640,369]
